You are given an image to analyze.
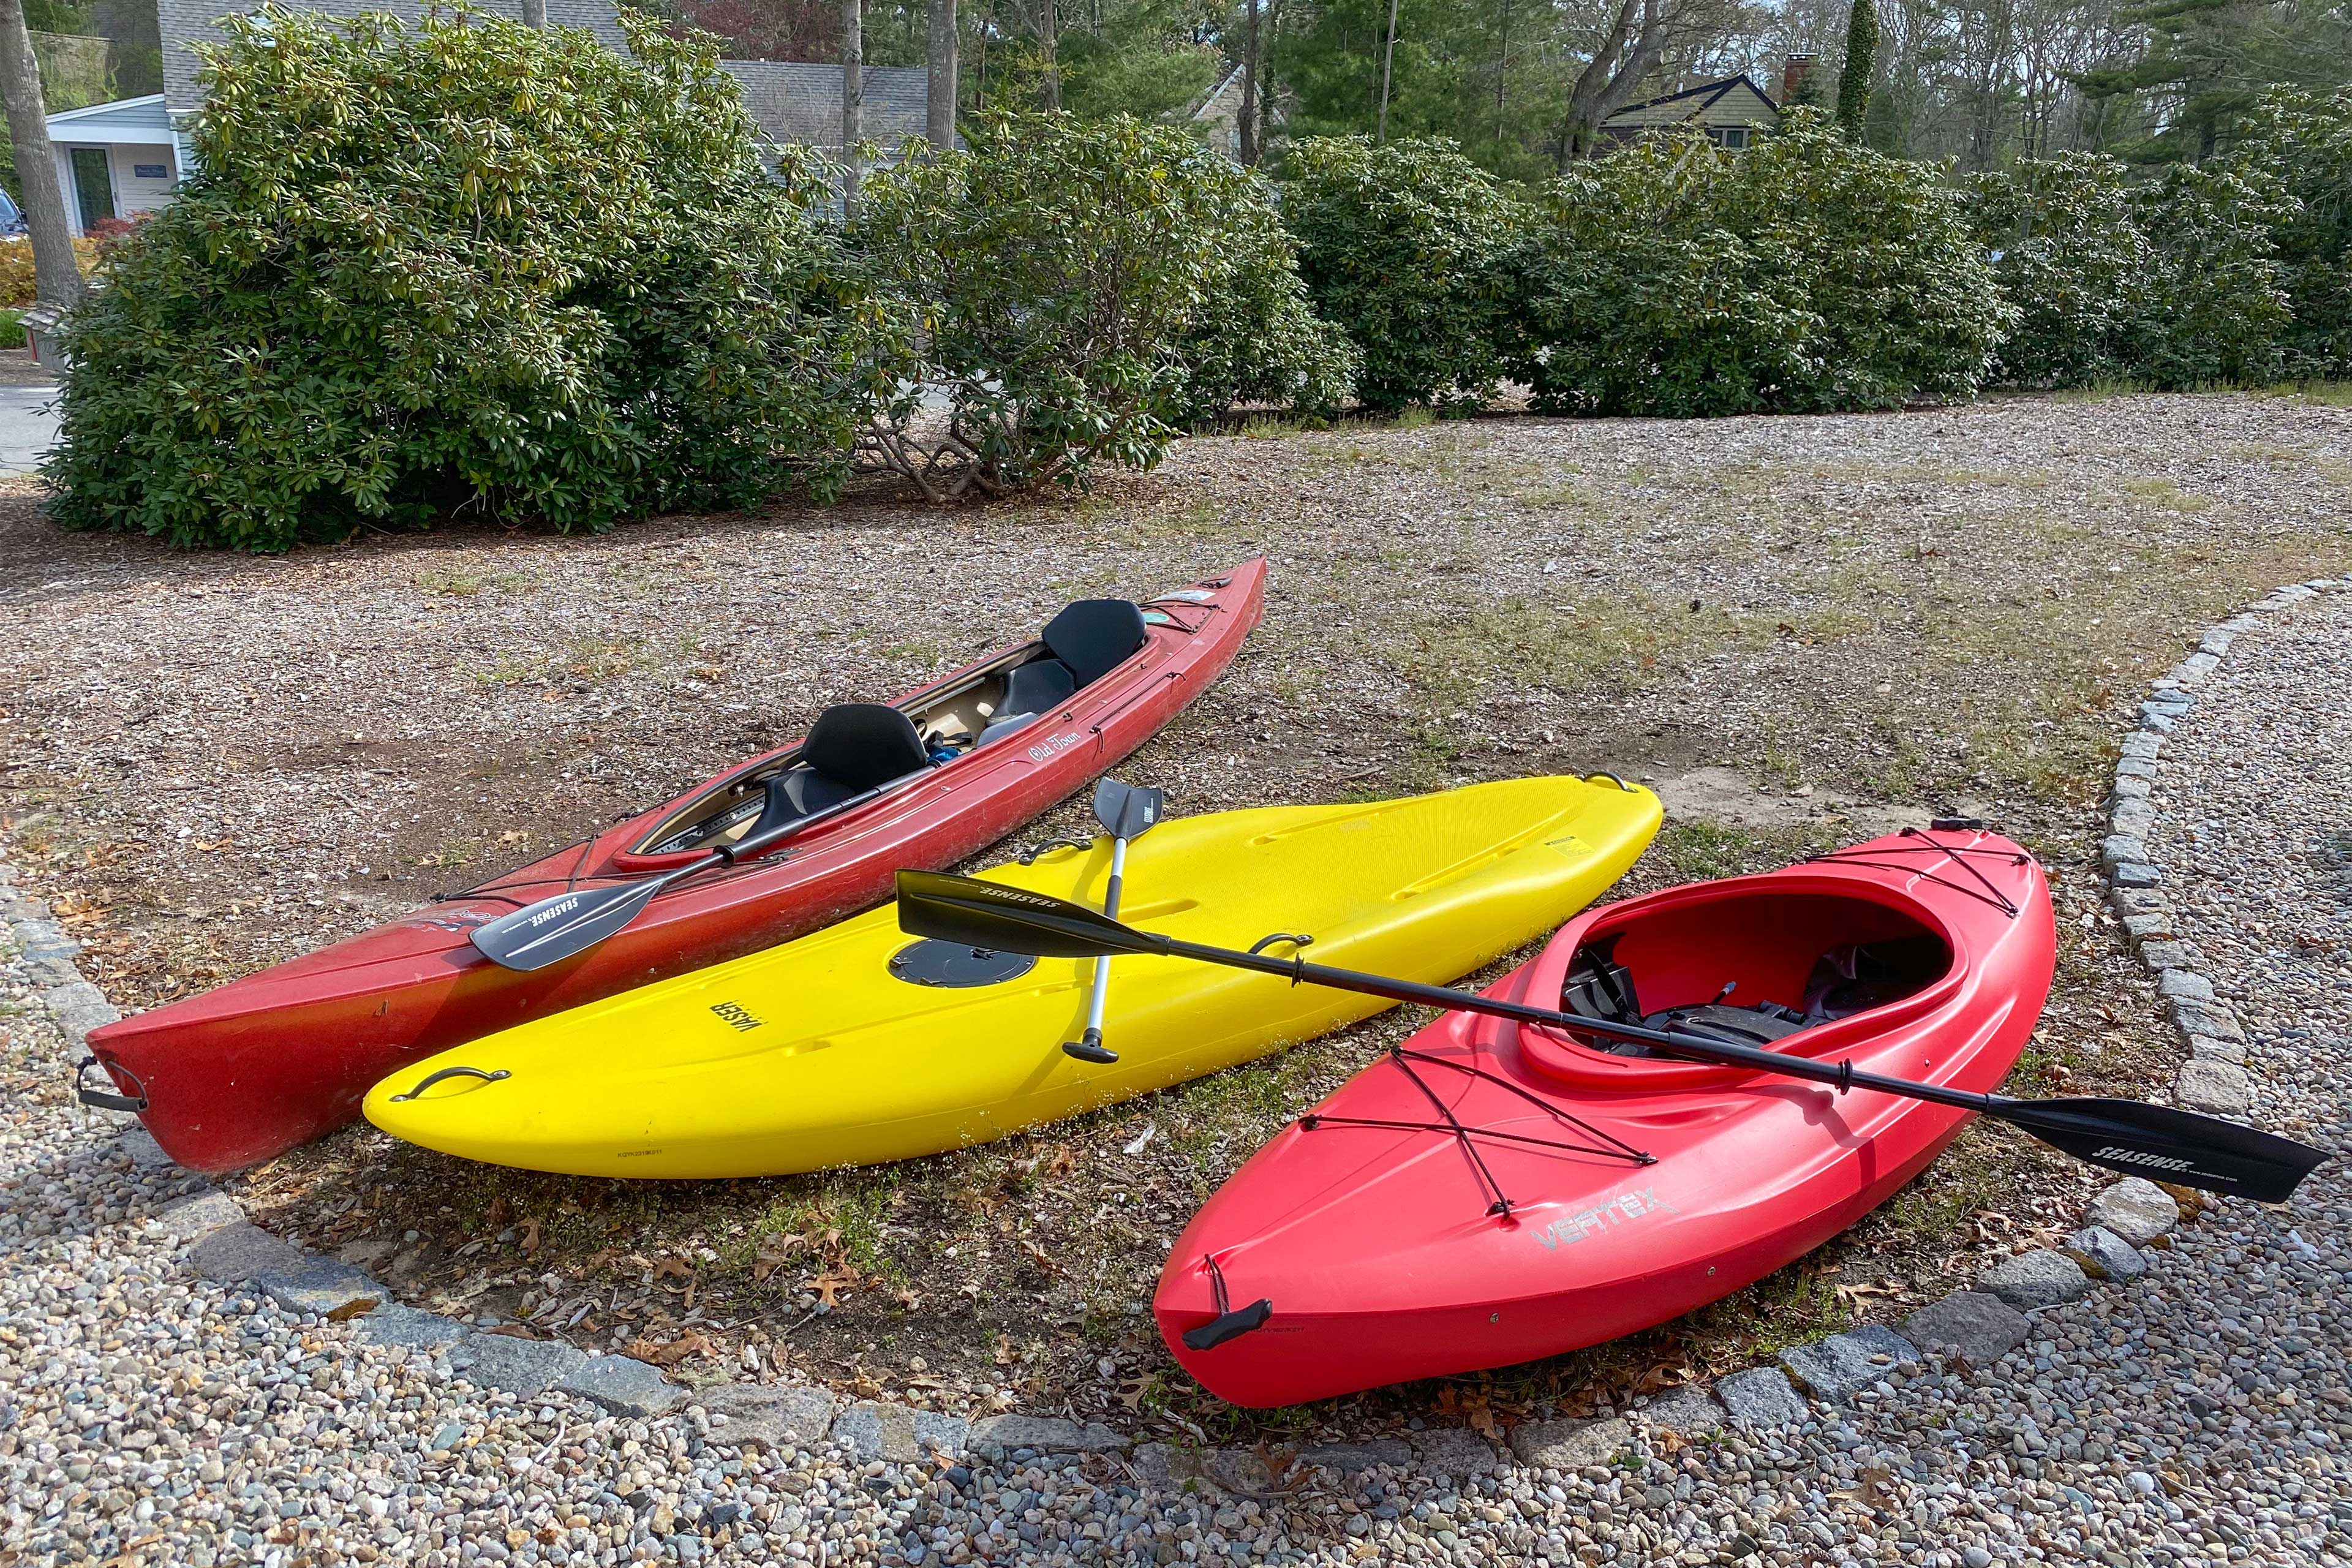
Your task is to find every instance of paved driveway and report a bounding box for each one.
[0,382,59,474]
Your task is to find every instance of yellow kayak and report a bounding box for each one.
[363,776,1661,1178]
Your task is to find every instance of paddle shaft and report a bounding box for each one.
[470,767,933,971]
[1158,936,2002,1117]
[1079,835,1131,1046]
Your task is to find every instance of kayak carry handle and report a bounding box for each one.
[1182,1253,1273,1351]
[75,1055,148,1114]
[1181,1298,1272,1352]
[1019,837,1093,865]
[390,1065,512,1102]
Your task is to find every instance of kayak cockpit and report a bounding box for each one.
[631,598,1150,857]
[1532,886,1954,1083]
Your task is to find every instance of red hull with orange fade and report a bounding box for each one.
[84,559,1266,1172]
[1154,826,2055,1408]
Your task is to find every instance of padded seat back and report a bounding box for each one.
[1001,657,1079,718]
[1041,599,1148,687]
[801,703,932,791]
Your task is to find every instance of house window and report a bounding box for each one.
[1718,126,1749,150]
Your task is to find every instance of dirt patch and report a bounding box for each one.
[2,391,2347,1447]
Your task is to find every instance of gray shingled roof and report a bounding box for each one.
[721,61,929,152]
[156,0,631,115]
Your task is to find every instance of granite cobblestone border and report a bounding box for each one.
[5,586,2343,1493]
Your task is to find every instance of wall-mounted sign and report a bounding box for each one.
[132,164,167,179]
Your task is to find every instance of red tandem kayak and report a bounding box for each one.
[80,559,1266,1172]
[1153,823,2056,1407]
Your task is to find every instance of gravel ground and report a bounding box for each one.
[2,390,2349,1428]
[1,584,2346,1568]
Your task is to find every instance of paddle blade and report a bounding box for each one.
[2002,1096,2329,1204]
[470,878,668,971]
[895,871,1167,960]
[1093,777,1166,842]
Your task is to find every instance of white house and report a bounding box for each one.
[43,0,927,235]
[43,92,183,236]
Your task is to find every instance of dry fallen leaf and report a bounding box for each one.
[811,1271,855,1306]
[752,1234,807,1283]
[651,1256,693,1286]
[627,1332,714,1368]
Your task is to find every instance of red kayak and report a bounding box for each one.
[1153,824,2055,1407]
[81,559,1266,1172]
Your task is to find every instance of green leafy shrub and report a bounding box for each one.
[854,112,1351,497]
[48,6,903,551]
[2234,89,2352,377]
[1281,136,1523,413]
[1506,135,1819,417]
[1962,153,2149,388]
[1167,172,1358,427]
[1508,113,2009,416]
[2119,161,2296,390]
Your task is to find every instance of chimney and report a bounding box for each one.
[1779,51,1815,105]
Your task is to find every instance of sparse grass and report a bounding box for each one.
[472,652,546,688]
[2120,475,2216,513]
[415,567,530,598]
[405,839,480,870]
[2263,379,2352,407]
[1394,405,1438,430]
[1239,415,1324,440]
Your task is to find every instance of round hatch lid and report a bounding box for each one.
[887,939,1039,988]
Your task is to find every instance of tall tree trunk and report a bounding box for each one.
[1237,0,1259,165]
[842,0,862,216]
[1556,0,1670,169]
[927,0,957,148]
[1039,0,1059,111]
[1492,0,1510,133]
[1257,0,1280,157]
[1375,0,1399,141]
[519,0,546,26]
[0,0,80,309]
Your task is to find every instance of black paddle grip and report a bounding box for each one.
[1180,1297,1273,1351]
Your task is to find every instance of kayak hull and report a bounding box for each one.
[1153,826,2056,1408]
[363,777,1664,1178]
[84,561,1267,1172]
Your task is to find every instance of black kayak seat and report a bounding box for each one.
[750,703,930,837]
[1043,598,1150,685]
[977,598,1148,747]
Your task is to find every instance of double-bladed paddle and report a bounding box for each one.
[892,871,2330,1204]
[469,769,929,972]
[1061,778,1166,1065]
